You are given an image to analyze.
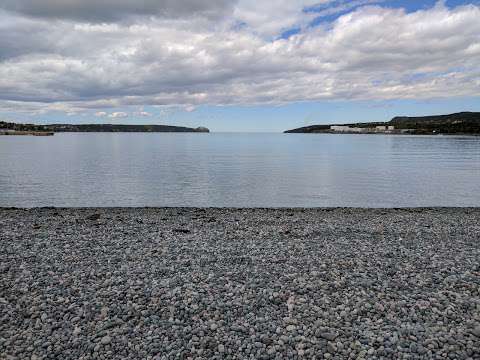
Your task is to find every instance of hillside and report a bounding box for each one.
[284,112,480,134]
[0,121,209,133]
[389,112,480,134]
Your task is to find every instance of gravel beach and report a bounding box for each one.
[1,208,479,359]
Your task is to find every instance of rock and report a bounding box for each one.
[320,332,337,341]
[286,325,296,332]
[327,342,336,353]
[1,208,479,359]
[173,228,190,234]
[471,326,480,337]
[100,336,111,345]
[100,307,109,318]
[86,213,101,221]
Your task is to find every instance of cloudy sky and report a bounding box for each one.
[1,0,479,131]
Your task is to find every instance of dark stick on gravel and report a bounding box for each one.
[1,208,479,359]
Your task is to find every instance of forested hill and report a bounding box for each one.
[391,112,479,125]
[388,112,480,134]
[45,124,209,133]
[0,122,209,133]
[284,112,480,134]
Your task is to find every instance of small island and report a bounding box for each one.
[0,121,209,135]
[284,111,480,135]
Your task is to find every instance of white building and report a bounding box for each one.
[330,126,364,133]
[330,125,351,132]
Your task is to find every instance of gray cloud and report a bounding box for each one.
[0,2,479,115]
[0,0,236,22]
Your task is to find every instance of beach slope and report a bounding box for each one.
[1,208,479,358]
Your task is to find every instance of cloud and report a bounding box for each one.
[0,0,236,23]
[135,111,152,117]
[0,2,479,115]
[93,111,128,118]
[108,112,128,118]
[109,112,128,118]
[184,105,196,113]
[233,0,322,37]
[305,0,386,20]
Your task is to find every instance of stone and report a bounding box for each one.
[101,336,111,345]
[471,326,480,337]
[320,333,337,341]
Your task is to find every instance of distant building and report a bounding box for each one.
[376,126,387,131]
[387,126,395,130]
[330,125,351,132]
[330,126,364,133]
[349,127,364,133]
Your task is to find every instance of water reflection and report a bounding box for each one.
[0,133,479,207]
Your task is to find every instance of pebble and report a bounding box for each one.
[472,326,480,338]
[100,336,111,345]
[320,332,337,341]
[0,208,479,359]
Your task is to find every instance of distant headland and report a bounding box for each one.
[0,121,209,135]
[284,112,480,135]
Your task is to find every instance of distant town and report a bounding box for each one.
[329,125,401,134]
[285,112,480,135]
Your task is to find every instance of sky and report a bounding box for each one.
[0,0,479,132]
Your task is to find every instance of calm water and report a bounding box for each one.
[1,133,479,207]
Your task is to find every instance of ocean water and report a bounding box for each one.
[1,133,479,207]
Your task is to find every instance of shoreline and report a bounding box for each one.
[0,131,54,136]
[1,208,479,358]
[284,131,480,136]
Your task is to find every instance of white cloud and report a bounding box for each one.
[306,0,386,20]
[0,1,479,116]
[233,0,322,37]
[95,111,107,117]
[108,112,128,118]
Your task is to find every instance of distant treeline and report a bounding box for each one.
[389,112,480,134]
[0,121,50,132]
[0,122,209,133]
[285,112,480,134]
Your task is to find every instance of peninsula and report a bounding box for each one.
[0,121,209,134]
[284,111,480,135]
